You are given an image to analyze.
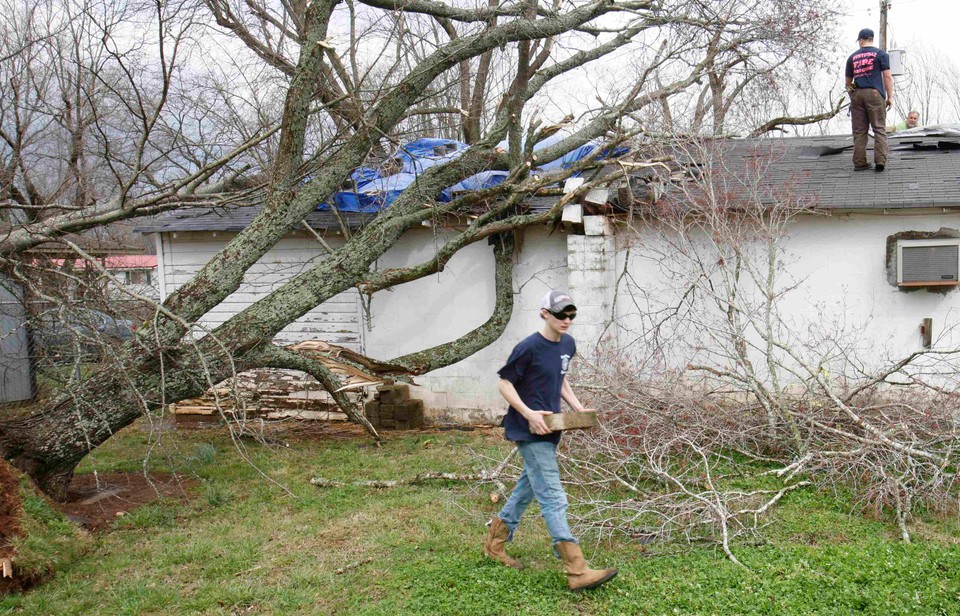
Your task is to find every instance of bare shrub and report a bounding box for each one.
[539,139,960,561]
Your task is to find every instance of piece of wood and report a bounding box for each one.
[311,472,489,488]
[898,281,960,287]
[264,410,348,421]
[543,411,598,432]
[171,405,218,415]
[335,557,373,575]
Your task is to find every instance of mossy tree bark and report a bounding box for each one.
[1,1,654,499]
[0,0,839,499]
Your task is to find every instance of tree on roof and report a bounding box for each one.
[0,0,840,499]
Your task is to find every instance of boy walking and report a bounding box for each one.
[482,290,618,592]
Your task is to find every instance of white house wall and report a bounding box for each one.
[158,231,363,350]
[155,233,168,302]
[363,225,569,421]
[611,211,960,384]
[153,210,960,420]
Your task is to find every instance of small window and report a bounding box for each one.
[897,239,960,286]
[126,270,149,285]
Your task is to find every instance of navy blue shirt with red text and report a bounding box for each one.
[498,332,576,444]
[845,46,891,98]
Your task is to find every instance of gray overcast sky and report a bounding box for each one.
[841,0,959,63]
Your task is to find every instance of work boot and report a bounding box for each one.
[555,541,618,592]
[483,517,523,569]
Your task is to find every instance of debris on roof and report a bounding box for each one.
[135,132,960,234]
[316,134,629,213]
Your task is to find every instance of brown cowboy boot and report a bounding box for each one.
[555,541,618,592]
[482,518,523,569]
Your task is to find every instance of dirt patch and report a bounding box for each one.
[59,471,196,531]
[0,461,29,594]
[0,461,22,539]
[0,461,21,545]
[1,467,195,596]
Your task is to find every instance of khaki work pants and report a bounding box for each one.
[850,88,887,168]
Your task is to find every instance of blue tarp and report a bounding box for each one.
[331,173,419,213]
[522,134,630,171]
[439,170,509,201]
[395,138,469,174]
[317,134,626,212]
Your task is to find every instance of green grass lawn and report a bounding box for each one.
[2,423,959,615]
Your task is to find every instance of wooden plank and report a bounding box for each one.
[543,411,598,431]
[265,410,349,421]
[171,405,218,415]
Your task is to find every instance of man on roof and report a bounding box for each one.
[845,28,894,172]
[889,110,921,133]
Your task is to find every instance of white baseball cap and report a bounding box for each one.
[541,290,576,312]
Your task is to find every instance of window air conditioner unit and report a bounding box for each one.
[897,238,960,286]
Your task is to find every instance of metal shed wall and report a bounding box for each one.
[0,274,34,404]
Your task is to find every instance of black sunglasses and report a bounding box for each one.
[549,310,577,321]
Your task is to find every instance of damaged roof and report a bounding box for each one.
[133,191,565,234]
[135,131,960,234]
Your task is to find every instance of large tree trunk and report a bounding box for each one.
[0,390,139,501]
[0,0,691,500]
[0,145,502,499]
[0,231,520,500]
[0,356,218,500]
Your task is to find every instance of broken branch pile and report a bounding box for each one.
[560,353,960,561]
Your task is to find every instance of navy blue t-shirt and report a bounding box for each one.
[845,47,891,98]
[497,332,576,444]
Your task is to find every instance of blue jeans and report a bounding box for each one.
[497,440,577,547]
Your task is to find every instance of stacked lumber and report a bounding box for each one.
[170,368,352,424]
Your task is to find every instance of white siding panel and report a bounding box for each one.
[160,232,362,351]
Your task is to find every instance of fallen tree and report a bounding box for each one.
[0,0,841,499]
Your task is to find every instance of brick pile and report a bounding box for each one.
[364,384,424,430]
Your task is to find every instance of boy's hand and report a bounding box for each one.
[524,410,553,435]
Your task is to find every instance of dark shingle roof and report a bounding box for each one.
[134,193,562,234]
[707,133,960,210]
[134,206,378,233]
[135,133,960,234]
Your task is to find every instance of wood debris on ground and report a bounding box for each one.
[169,368,356,424]
[170,340,435,428]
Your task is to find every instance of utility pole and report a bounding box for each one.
[879,0,890,50]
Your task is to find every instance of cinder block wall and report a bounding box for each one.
[566,217,617,355]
